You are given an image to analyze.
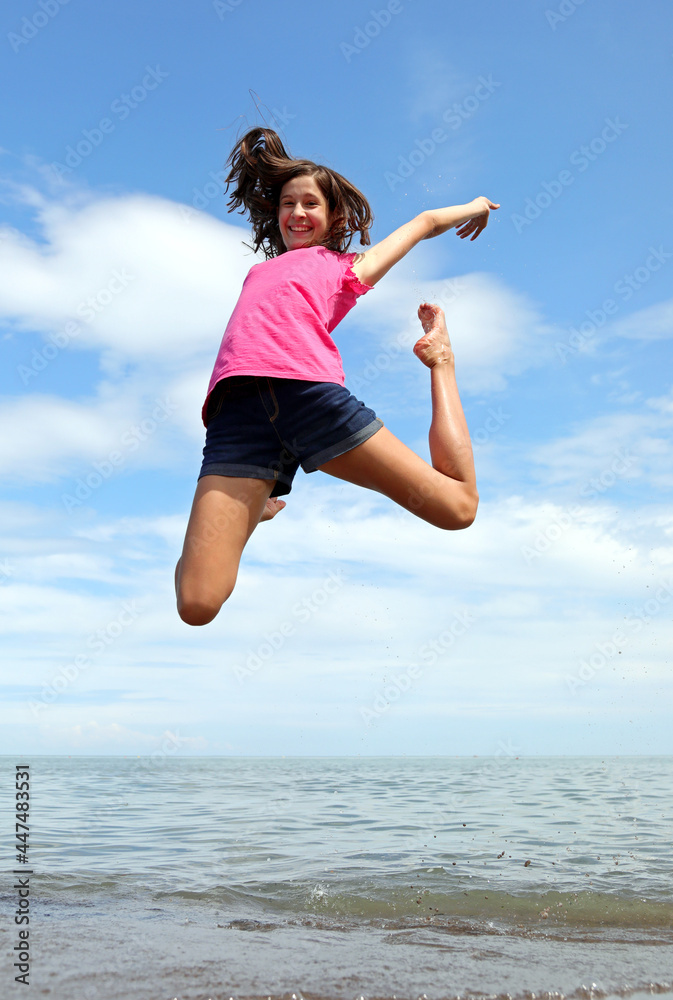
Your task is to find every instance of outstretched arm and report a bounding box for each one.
[351,196,499,288]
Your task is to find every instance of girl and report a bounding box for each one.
[176,127,499,626]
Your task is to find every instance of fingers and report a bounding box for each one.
[455,197,500,240]
[457,205,499,239]
[456,220,484,239]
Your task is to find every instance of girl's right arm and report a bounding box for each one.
[351,197,499,288]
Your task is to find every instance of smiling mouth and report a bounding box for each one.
[289,226,312,233]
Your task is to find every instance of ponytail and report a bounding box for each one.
[223,127,373,258]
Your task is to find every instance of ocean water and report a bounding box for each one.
[1,755,672,1000]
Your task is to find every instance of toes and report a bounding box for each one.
[418,308,435,334]
[418,303,443,332]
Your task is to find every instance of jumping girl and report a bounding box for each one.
[176,127,499,626]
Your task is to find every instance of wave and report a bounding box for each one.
[10,871,673,935]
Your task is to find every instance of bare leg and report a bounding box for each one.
[175,476,284,626]
[415,302,477,491]
[317,303,478,529]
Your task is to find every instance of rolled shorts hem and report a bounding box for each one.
[198,462,294,498]
[301,417,384,473]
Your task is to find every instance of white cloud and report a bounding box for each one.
[35,721,207,752]
[2,180,551,390]
[401,49,498,125]
[2,484,672,751]
[2,175,672,753]
[0,180,557,485]
[0,386,183,482]
[351,270,553,395]
[0,185,256,361]
[526,390,673,490]
[4,484,672,650]
[609,297,673,341]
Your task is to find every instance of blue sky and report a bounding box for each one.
[1,0,672,757]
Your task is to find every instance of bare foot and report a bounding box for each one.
[414,302,455,368]
[259,497,287,522]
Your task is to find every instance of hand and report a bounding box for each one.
[455,197,500,241]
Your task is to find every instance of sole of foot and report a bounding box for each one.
[413,302,454,368]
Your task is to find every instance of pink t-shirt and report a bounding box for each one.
[202,245,373,424]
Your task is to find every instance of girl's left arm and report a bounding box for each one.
[351,197,499,288]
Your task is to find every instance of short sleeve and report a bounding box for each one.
[342,252,374,296]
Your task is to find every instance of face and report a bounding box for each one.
[277,175,332,251]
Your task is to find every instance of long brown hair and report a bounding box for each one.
[224,127,373,258]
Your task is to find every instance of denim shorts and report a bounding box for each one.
[199,376,384,498]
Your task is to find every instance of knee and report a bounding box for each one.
[176,565,236,625]
[178,600,220,626]
[177,585,234,626]
[453,508,477,530]
[436,491,479,531]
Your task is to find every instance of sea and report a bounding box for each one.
[1,755,672,1000]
